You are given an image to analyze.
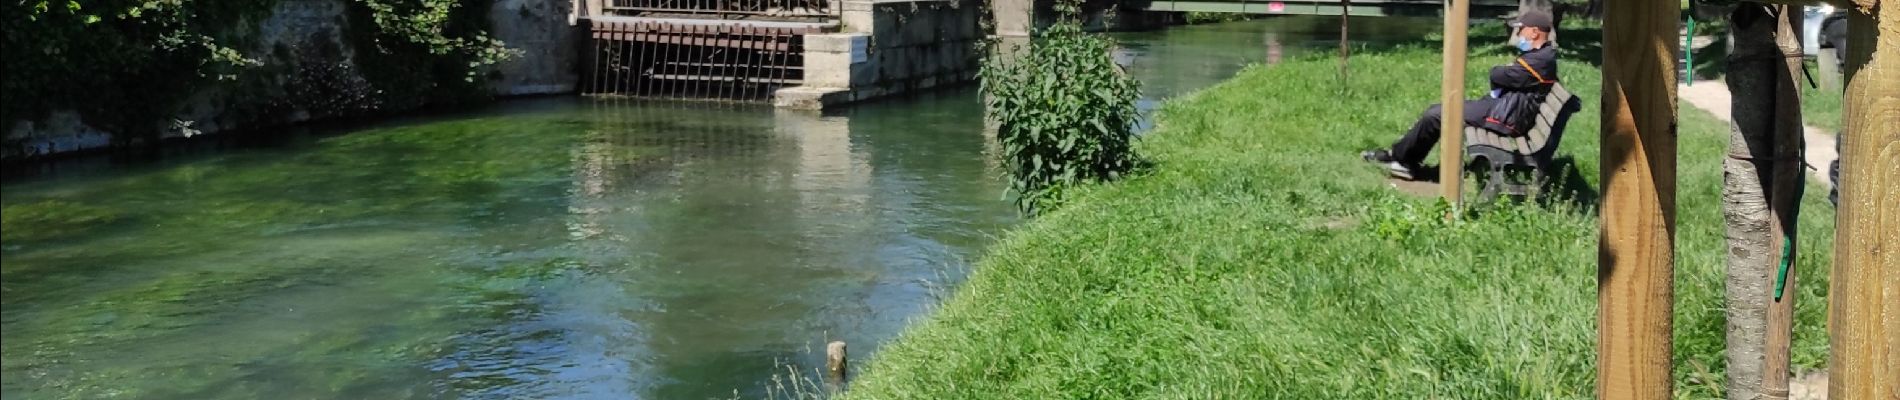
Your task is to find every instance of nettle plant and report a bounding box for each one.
[979,13,1143,215]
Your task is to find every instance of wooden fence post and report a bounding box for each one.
[1829,1,1898,399]
[1598,0,1679,397]
[1439,0,1469,208]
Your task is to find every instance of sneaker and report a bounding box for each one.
[1362,150,1417,180]
[1362,149,1398,163]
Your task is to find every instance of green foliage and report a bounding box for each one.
[345,0,519,111]
[1800,64,1843,133]
[0,0,515,141]
[979,15,1143,215]
[1185,12,1249,24]
[2,0,277,138]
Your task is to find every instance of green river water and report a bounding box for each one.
[1,17,1436,399]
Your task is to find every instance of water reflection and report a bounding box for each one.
[0,93,1016,399]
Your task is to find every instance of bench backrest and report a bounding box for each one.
[1525,82,1582,159]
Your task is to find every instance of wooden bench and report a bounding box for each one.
[1461,82,1583,201]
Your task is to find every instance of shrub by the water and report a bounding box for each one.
[2,0,515,141]
[979,18,1143,215]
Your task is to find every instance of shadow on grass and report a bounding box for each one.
[1540,155,1600,213]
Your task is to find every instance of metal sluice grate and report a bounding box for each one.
[605,0,833,19]
[587,21,812,101]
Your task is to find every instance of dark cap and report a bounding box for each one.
[1510,11,1555,31]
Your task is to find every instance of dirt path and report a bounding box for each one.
[1676,79,1838,189]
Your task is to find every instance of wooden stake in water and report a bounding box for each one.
[1598,0,1680,397]
[825,341,848,390]
[1438,0,1469,208]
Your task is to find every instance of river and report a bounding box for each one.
[0,16,1437,399]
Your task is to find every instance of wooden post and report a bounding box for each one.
[1763,6,1806,400]
[1439,0,1469,207]
[1829,2,1898,399]
[826,341,848,389]
[1339,0,1351,90]
[1598,0,1678,397]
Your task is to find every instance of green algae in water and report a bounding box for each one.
[1,201,123,243]
[2,95,1022,399]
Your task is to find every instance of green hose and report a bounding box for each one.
[1775,233,1793,301]
[1685,17,1696,86]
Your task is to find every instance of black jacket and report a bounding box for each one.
[1479,42,1560,136]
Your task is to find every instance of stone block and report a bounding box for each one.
[842,1,874,33]
[774,86,854,110]
[805,33,866,53]
[803,48,857,88]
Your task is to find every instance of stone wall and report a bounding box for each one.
[4,0,583,160]
[490,0,583,96]
[775,0,983,109]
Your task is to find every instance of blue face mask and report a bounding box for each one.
[1516,37,1535,52]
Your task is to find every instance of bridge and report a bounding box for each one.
[1134,0,1518,17]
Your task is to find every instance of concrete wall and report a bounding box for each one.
[775,0,982,109]
[490,0,583,96]
[4,0,583,160]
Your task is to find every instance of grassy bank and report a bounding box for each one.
[842,44,1837,398]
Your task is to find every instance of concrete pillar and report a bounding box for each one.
[993,0,1037,37]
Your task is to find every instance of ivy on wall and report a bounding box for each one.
[2,0,518,143]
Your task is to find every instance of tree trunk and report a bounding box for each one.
[1721,4,1805,400]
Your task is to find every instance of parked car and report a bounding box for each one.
[1815,6,1849,69]
[1831,134,1841,207]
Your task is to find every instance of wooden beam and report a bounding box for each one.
[1829,2,1898,399]
[1762,6,1806,400]
[1597,0,1678,397]
[1439,0,1469,207]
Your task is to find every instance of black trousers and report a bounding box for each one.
[1391,98,1497,166]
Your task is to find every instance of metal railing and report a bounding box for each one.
[605,0,833,19]
[586,21,814,101]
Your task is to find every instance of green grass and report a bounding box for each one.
[1801,64,1845,133]
[841,45,1837,398]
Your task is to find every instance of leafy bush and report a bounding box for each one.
[979,15,1143,215]
[2,1,275,138]
[1186,12,1249,24]
[1,0,514,141]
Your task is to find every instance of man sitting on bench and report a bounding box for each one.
[1362,11,1561,179]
